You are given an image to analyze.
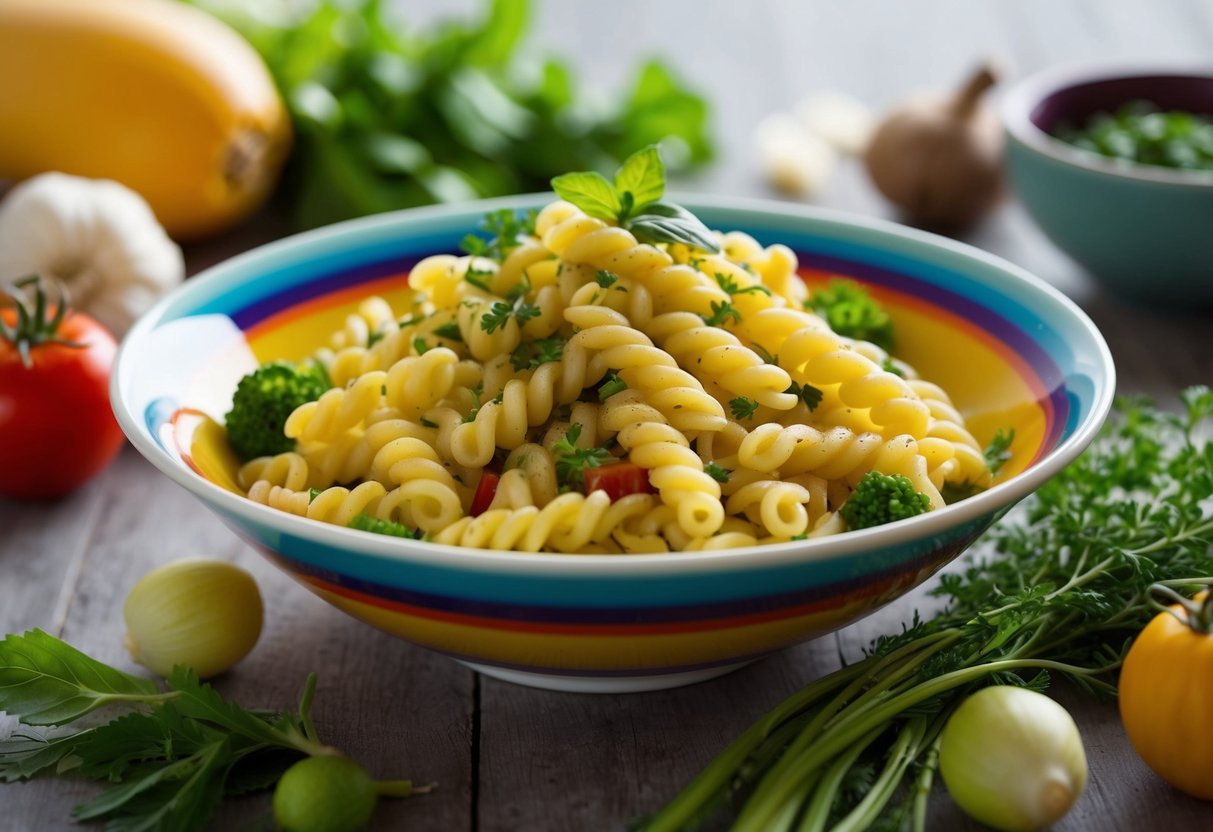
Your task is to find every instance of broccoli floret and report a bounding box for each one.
[840,471,931,530]
[806,280,894,351]
[224,362,328,460]
[347,514,415,538]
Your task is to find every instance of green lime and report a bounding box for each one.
[273,755,378,832]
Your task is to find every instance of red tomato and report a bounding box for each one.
[0,305,125,500]
[469,471,501,516]
[584,463,654,502]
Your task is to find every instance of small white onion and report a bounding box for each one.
[940,686,1087,832]
[754,112,838,197]
[123,558,264,679]
[795,90,875,155]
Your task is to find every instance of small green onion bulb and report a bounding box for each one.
[939,686,1087,832]
[123,558,264,679]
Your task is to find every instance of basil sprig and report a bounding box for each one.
[551,146,720,253]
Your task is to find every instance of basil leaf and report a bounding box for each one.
[613,145,665,216]
[627,201,720,252]
[551,171,621,221]
[0,630,160,726]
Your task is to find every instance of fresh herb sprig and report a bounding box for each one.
[509,337,564,371]
[552,424,614,492]
[641,388,1213,831]
[460,208,538,262]
[0,631,427,830]
[552,146,720,252]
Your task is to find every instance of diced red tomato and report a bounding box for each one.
[584,463,654,502]
[469,471,500,516]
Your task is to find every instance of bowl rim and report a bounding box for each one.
[113,192,1116,578]
[1002,59,1213,187]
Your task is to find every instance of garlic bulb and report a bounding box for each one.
[0,172,184,337]
[863,64,1004,230]
[939,686,1088,831]
[124,558,264,679]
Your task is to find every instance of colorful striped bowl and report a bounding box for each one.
[111,195,1115,692]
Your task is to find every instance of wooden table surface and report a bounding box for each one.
[4,1,1212,829]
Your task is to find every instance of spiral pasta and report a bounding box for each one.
[229,195,998,552]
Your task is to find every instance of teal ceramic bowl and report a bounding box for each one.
[1003,62,1213,306]
[110,195,1114,693]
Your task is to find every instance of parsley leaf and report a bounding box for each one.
[715,273,771,296]
[786,381,823,411]
[701,300,741,328]
[705,461,732,483]
[551,424,614,492]
[459,209,538,262]
[510,337,565,371]
[464,266,494,292]
[433,322,463,342]
[598,372,628,401]
[983,428,1015,476]
[595,270,620,288]
[729,396,760,421]
[413,337,431,355]
[480,292,540,334]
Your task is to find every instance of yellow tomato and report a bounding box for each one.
[0,0,291,240]
[1118,589,1213,800]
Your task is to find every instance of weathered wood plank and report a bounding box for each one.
[478,637,845,832]
[2,449,474,831]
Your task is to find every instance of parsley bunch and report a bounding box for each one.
[642,388,1213,831]
[189,0,713,231]
[0,632,426,831]
[806,279,894,352]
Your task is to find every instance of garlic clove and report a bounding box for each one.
[0,172,184,337]
[795,90,876,156]
[123,557,264,679]
[755,112,839,197]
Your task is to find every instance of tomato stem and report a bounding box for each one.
[0,275,88,368]
[1147,583,1213,634]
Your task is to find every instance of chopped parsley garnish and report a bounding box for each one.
[729,396,760,421]
[786,381,823,411]
[715,273,771,296]
[701,300,741,328]
[705,461,732,483]
[881,357,904,377]
[481,296,541,334]
[510,337,565,371]
[420,416,438,429]
[463,265,494,292]
[463,382,485,423]
[753,343,779,365]
[413,337,431,355]
[598,372,628,401]
[805,279,894,352]
[433,322,463,342]
[984,427,1015,476]
[460,208,539,262]
[307,487,323,503]
[595,270,620,288]
[552,424,614,492]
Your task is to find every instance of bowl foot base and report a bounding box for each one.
[457,659,755,693]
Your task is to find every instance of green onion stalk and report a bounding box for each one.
[639,388,1213,832]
